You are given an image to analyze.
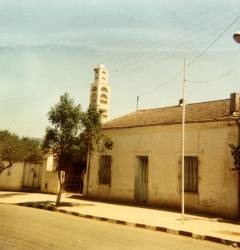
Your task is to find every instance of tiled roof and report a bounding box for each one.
[103,99,233,130]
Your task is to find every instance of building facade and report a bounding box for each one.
[84,93,240,219]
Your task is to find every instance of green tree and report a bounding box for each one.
[42,93,83,205]
[0,130,42,175]
[43,93,113,205]
[22,137,43,163]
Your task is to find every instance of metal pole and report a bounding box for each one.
[181,58,186,224]
[136,96,140,110]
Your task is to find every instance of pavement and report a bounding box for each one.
[0,191,240,247]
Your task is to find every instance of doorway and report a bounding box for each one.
[134,156,148,203]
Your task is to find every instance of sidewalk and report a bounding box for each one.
[0,191,239,247]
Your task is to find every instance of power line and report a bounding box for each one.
[140,70,182,97]
[1,4,239,105]
[106,6,240,76]
[188,15,240,66]
[137,14,240,100]
[104,1,239,65]
[109,9,240,85]
[187,64,240,84]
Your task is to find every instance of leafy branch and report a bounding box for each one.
[229,144,240,170]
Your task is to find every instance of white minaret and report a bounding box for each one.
[90,64,111,123]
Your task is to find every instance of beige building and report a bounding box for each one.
[0,156,59,194]
[84,93,240,219]
[0,162,42,191]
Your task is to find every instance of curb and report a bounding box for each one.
[18,203,240,248]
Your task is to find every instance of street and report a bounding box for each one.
[0,204,233,250]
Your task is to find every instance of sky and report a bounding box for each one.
[0,0,240,138]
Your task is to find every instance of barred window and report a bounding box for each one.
[184,156,198,193]
[99,156,111,185]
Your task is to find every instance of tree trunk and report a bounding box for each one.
[86,144,91,195]
[55,171,66,206]
[0,161,13,175]
[56,184,65,206]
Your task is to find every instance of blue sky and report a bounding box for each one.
[0,0,240,137]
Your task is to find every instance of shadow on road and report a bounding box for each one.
[18,200,94,208]
[0,192,28,198]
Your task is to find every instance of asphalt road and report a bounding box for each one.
[0,204,232,250]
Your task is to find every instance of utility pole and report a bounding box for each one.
[181,58,186,224]
[136,96,140,110]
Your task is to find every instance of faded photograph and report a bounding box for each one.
[0,1,240,249]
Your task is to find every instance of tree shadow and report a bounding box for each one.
[18,200,94,208]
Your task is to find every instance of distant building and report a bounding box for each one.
[84,91,240,219]
[0,162,43,192]
[90,64,111,123]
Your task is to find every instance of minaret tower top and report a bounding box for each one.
[90,64,110,123]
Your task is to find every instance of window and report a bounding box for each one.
[101,87,108,93]
[100,109,107,114]
[91,98,97,103]
[91,93,97,98]
[91,93,97,103]
[99,156,111,185]
[100,93,107,100]
[184,156,198,192]
[100,94,108,104]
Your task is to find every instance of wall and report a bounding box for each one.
[0,162,25,191]
[0,162,43,191]
[41,156,59,194]
[85,120,239,218]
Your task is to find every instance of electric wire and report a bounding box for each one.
[188,15,240,66]
[104,6,240,72]
[0,3,239,105]
[108,9,240,82]
[138,14,240,99]
[103,1,239,65]
[187,64,240,84]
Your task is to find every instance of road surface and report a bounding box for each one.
[0,204,232,250]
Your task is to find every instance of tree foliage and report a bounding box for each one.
[42,93,83,172]
[229,144,240,170]
[0,130,42,174]
[43,93,112,170]
[42,93,113,205]
[80,103,113,155]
